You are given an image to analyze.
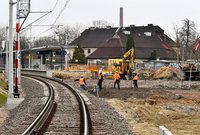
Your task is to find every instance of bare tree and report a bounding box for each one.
[178,19,199,60]
[53,24,84,45]
[33,36,58,47]
[91,20,114,28]
[20,36,31,50]
[0,26,6,49]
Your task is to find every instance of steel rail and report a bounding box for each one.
[48,77,90,135]
[22,75,56,135]
[22,73,91,135]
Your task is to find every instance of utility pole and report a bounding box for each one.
[5,27,9,81]
[13,0,30,97]
[14,0,20,97]
[8,0,14,97]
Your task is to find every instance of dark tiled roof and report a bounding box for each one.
[70,28,118,48]
[87,36,125,59]
[87,47,125,59]
[135,47,175,60]
[71,25,177,60]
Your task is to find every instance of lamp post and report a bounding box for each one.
[55,31,68,71]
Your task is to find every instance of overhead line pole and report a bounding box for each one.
[5,27,9,81]
[14,0,20,97]
[8,0,14,97]
[14,0,31,97]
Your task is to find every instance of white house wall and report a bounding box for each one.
[66,48,97,60]
[66,48,75,60]
[84,48,97,57]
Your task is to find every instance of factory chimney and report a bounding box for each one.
[119,7,123,27]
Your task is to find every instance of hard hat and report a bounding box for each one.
[81,75,83,77]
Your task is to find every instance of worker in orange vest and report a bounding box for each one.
[75,75,87,90]
[133,73,138,88]
[98,72,104,90]
[113,71,120,89]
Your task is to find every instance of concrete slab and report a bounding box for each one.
[6,97,24,110]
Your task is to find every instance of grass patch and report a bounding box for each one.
[0,79,8,106]
[0,94,7,106]
[0,80,7,90]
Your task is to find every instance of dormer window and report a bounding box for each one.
[144,32,151,36]
[88,49,91,54]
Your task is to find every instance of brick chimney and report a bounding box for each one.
[120,7,123,27]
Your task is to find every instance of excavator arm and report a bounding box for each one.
[122,48,135,74]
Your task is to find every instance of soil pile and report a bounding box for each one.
[52,71,92,80]
[149,66,183,80]
[102,88,200,135]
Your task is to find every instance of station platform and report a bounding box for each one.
[6,97,24,110]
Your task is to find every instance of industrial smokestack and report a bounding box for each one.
[120,7,123,27]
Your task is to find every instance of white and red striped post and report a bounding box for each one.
[15,20,20,95]
[14,0,20,97]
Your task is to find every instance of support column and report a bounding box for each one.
[8,0,14,97]
[14,0,20,97]
[28,54,31,69]
[40,55,43,70]
[65,49,68,70]
[5,27,9,81]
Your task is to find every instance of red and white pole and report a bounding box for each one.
[15,19,20,94]
[14,0,20,97]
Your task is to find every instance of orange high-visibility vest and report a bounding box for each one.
[133,75,138,80]
[79,78,85,85]
[113,73,120,81]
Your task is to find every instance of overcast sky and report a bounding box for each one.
[0,0,200,38]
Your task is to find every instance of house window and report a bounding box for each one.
[88,49,91,54]
[144,32,151,36]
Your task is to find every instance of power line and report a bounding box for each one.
[37,0,59,24]
[21,11,52,31]
[34,0,71,37]
[52,0,70,25]
[52,0,59,12]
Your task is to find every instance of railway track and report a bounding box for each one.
[22,74,91,134]
[0,69,128,134]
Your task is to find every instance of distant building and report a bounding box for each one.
[69,24,177,65]
[0,24,178,70]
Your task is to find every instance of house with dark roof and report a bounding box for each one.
[69,24,177,67]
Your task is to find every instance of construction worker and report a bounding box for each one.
[74,75,87,90]
[133,73,138,88]
[98,72,104,90]
[113,71,120,89]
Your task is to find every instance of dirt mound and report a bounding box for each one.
[149,66,181,80]
[104,88,200,135]
[52,71,92,80]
